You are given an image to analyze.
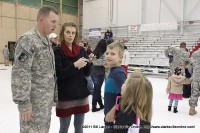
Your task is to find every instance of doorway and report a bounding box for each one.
[8,41,16,63]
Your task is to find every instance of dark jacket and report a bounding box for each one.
[54,46,91,100]
[114,107,151,133]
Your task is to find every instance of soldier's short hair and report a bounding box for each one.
[37,5,59,21]
[180,42,186,48]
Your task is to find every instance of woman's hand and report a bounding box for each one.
[74,57,88,69]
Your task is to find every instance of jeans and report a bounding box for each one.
[85,76,94,94]
[169,99,179,107]
[92,74,105,107]
[59,114,85,133]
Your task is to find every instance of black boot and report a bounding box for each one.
[168,106,171,111]
[92,107,100,112]
[92,102,100,112]
[173,107,178,113]
[98,99,104,110]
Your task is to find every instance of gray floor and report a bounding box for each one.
[0,64,199,133]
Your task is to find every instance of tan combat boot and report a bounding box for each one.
[189,106,197,116]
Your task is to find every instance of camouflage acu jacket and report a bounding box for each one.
[164,46,189,74]
[11,28,57,112]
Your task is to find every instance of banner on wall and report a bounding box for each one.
[140,22,177,31]
[128,25,138,32]
[89,28,101,38]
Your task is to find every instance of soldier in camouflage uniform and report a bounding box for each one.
[2,45,10,66]
[188,49,200,115]
[11,6,59,133]
[164,45,189,76]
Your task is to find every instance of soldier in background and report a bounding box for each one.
[164,42,189,76]
[179,42,192,98]
[188,49,200,116]
[180,42,188,52]
[11,6,59,132]
[2,45,9,66]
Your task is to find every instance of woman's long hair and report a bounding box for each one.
[120,73,153,122]
[59,22,78,44]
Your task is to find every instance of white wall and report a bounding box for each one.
[184,0,200,21]
[159,0,182,23]
[83,0,109,29]
[83,0,200,30]
[117,0,141,26]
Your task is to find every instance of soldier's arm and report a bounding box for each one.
[164,46,174,57]
[11,36,35,112]
[164,48,169,57]
[188,53,196,75]
[92,53,105,66]
[169,46,177,55]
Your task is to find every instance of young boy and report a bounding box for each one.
[104,42,127,132]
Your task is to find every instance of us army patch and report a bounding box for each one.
[18,52,28,62]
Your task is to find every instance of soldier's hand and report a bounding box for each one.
[103,63,110,68]
[20,109,32,122]
[185,64,189,69]
[88,53,96,63]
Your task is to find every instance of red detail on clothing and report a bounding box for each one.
[56,104,89,117]
[61,42,80,58]
[86,48,92,55]
[114,96,122,122]
[121,65,128,75]
[136,116,139,125]
[190,43,200,57]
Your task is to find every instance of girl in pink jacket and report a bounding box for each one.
[166,66,191,113]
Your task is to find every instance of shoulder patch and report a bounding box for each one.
[18,52,28,62]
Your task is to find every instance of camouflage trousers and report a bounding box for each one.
[189,80,200,107]
[20,112,51,133]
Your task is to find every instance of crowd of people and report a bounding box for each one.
[5,4,199,133]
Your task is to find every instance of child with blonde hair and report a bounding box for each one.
[104,42,127,133]
[105,73,152,133]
